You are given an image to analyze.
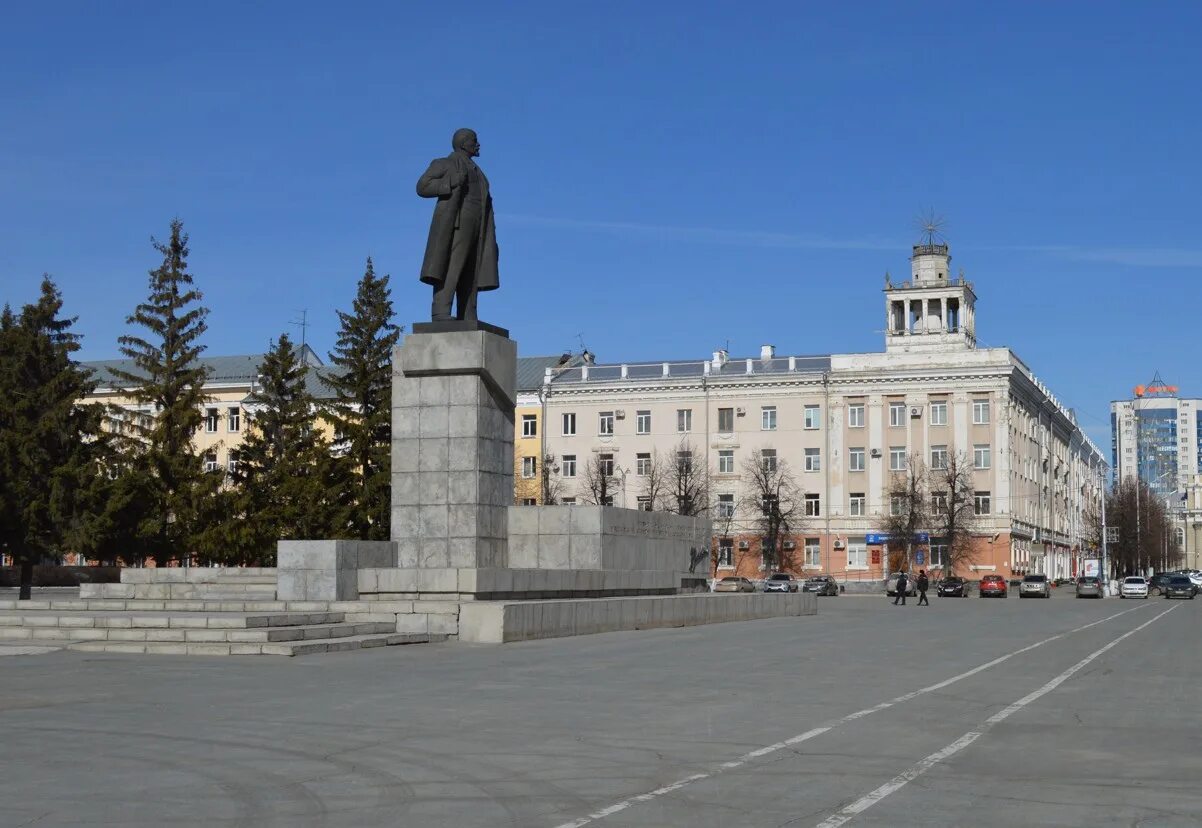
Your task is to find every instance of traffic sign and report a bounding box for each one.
[1105,526,1120,544]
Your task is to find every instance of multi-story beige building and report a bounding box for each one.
[535,241,1107,582]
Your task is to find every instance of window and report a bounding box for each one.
[227,451,239,475]
[973,399,991,425]
[849,493,866,516]
[599,411,614,435]
[601,495,615,506]
[761,494,779,515]
[204,408,219,433]
[848,447,865,472]
[761,449,777,474]
[227,407,241,432]
[931,445,948,469]
[521,497,537,506]
[677,409,692,432]
[890,495,905,516]
[676,450,693,474]
[562,412,577,435]
[718,407,735,433]
[521,414,537,438]
[562,454,577,478]
[848,404,865,428]
[599,453,614,477]
[717,538,733,567]
[890,447,907,471]
[561,497,577,505]
[804,448,821,472]
[930,401,948,426]
[521,456,537,478]
[804,405,820,430]
[847,540,867,568]
[717,493,735,518]
[203,451,219,472]
[635,410,651,434]
[718,449,734,474]
[804,493,821,516]
[974,444,991,469]
[636,452,651,475]
[804,538,821,567]
[930,544,947,567]
[975,491,991,515]
[636,496,652,511]
[889,402,906,427]
[932,491,948,512]
[762,406,777,431]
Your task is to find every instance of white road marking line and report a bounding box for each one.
[553,604,1148,828]
[814,604,1179,828]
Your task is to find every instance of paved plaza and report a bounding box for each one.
[1,590,1199,827]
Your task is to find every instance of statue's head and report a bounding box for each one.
[452,128,480,157]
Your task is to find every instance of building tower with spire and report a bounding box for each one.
[884,237,977,353]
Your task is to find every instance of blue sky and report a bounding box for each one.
[2,1,1200,449]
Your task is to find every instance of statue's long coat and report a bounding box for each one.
[416,152,499,292]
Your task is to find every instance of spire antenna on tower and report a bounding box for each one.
[915,208,947,247]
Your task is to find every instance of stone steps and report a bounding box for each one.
[0,598,425,613]
[0,610,345,631]
[65,632,433,656]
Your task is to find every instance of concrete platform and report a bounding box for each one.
[458,591,817,643]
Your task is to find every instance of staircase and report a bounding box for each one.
[0,568,440,656]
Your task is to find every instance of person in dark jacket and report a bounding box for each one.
[917,569,930,606]
[893,571,908,605]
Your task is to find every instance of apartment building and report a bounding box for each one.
[538,241,1107,582]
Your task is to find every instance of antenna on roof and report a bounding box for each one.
[915,208,947,247]
[291,309,310,351]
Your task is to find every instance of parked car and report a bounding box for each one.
[1020,574,1051,599]
[802,575,839,596]
[763,573,799,593]
[1120,576,1149,599]
[979,574,1008,598]
[1053,577,1075,587]
[886,572,917,597]
[713,576,756,593]
[1148,573,1176,596]
[937,577,970,597]
[1164,576,1196,600]
[1075,576,1104,598]
[1170,570,1202,592]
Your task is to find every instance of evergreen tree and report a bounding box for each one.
[218,333,342,563]
[325,258,400,540]
[0,278,106,599]
[108,219,215,564]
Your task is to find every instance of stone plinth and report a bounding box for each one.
[392,327,516,570]
[277,540,396,601]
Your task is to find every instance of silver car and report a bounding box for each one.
[1075,576,1103,598]
[885,572,917,597]
[1020,574,1051,598]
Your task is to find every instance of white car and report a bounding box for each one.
[1120,576,1149,599]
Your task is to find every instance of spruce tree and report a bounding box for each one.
[109,219,214,564]
[220,333,341,563]
[0,278,106,599]
[325,258,400,540]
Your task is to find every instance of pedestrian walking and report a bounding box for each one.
[893,571,908,605]
[917,569,930,606]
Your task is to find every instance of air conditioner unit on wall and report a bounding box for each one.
[738,540,750,550]
[870,448,882,458]
[834,540,845,549]
[736,407,746,415]
[910,407,922,418]
[614,410,626,419]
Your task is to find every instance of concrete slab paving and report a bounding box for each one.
[0,593,1197,827]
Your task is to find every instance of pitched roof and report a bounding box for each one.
[85,345,324,389]
[516,354,583,392]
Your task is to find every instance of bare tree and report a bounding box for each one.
[540,453,564,505]
[881,454,930,572]
[741,448,803,572]
[638,449,672,511]
[927,451,977,576]
[665,438,709,517]
[581,452,616,505]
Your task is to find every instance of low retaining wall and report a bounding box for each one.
[358,566,680,599]
[0,566,120,587]
[459,592,817,643]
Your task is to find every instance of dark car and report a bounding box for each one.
[979,574,1008,598]
[1164,576,1196,600]
[802,575,839,596]
[1148,573,1176,596]
[1075,576,1104,598]
[937,577,970,597]
[763,573,799,593]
